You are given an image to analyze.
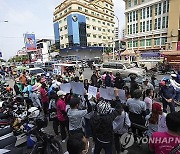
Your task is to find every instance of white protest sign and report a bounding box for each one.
[88,86,97,98]
[70,82,85,96]
[60,83,71,94]
[99,88,109,100]
[118,89,126,102]
[158,113,168,132]
[107,87,115,100]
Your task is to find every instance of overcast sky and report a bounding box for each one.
[0,0,125,60]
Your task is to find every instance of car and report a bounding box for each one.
[100,62,145,78]
[27,67,45,76]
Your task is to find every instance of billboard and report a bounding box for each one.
[24,34,37,51]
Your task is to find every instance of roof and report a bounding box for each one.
[121,50,135,56]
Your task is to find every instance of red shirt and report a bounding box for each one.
[39,87,48,103]
[56,98,66,122]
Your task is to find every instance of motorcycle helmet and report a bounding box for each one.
[28,107,40,118]
[96,100,111,115]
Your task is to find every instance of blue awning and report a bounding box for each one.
[141,52,160,57]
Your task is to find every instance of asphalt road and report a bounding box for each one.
[6,68,180,154]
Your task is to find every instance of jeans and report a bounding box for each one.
[114,133,125,153]
[94,139,112,154]
[162,100,175,113]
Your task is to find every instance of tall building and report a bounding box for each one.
[53,0,115,59]
[114,27,119,40]
[124,0,180,56]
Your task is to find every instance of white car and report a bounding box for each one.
[27,67,45,76]
[100,62,145,78]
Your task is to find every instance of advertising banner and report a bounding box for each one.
[24,34,37,51]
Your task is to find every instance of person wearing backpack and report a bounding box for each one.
[113,105,131,154]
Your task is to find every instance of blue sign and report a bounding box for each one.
[24,34,36,51]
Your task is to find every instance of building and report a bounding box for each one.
[53,0,115,59]
[114,27,119,40]
[123,0,180,62]
[122,28,126,39]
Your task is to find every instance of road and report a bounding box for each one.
[6,68,180,154]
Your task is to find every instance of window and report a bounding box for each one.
[154,19,157,30]
[93,26,96,30]
[92,19,96,22]
[60,27,62,31]
[134,0,137,5]
[141,0,145,3]
[143,8,145,19]
[166,16,168,28]
[98,27,101,31]
[130,12,132,22]
[87,25,90,29]
[167,1,169,12]
[64,25,67,30]
[163,1,166,13]
[86,17,89,20]
[150,6,152,17]
[103,29,105,32]
[102,22,105,25]
[133,11,135,21]
[97,13,99,16]
[106,10,108,13]
[140,39,145,46]
[78,7,82,11]
[59,20,62,24]
[128,25,129,34]
[91,12,94,15]
[98,20,101,24]
[103,36,106,39]
[128,41,132,48]
[98,35,102,39]
[106,4,108,7]
[68,7,71,10]
[154,38,160,46]
[161,37,167,45]
[158,17,161,29]
[133,40,138,47]
[102,15,104,18]
[147,7,149,18]
[108,36,111,40]
[158,3,161,15]
[162,17,166,28]
[117,64,124,69]
[136,11,138,21]
[61,36,63,40]
[150,20,152,30]
[85,9,88,13]
[143,21,145,32]
[64,10,67,13]
[128,0,131,8]
[64,18,66,21]
[93,35,96,38]
[147,20,149,31]
[140,9,143,19]
[136,23,138,33]
[108,29,110,32]
[130,25,132,34]
[155,4,158,16]
[146,39,151,46]
[133,24,135,34]
[107,23,110,26]
[140,22,142,32]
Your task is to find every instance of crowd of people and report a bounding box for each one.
[6,69,180,154]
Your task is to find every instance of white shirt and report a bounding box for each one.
[144,97,153,111]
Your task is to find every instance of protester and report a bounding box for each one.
[19,71,27,87]
[105,71,112,87]
[142,78,154,100]
[113,105,131,154]
[14,78,23,95]
[144,89,153,114]
[114,72,125,89]
[129,75,139,98]
[91,71,98,87]
[39,82,49,116]
[66,133,89,154]
[176,71,180,84]
[90,101,122,154]
[79,71,84,82]
[55,90,68,142]
[67,97,88,135]
[145,102,164,137]
[30,85,42,109]
[149,112,180,154]
[160,79,176,113]
[84,79,89,92]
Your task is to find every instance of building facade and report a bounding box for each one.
[53,0,115,59]
[124,0,180,58]
[114,27,119,40]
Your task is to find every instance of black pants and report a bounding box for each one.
[53,118,69,140]
[94,139,112,154]
[42,102,49,116]
[114,133,125,153]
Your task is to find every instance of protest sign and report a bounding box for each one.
[88,86,97,98]
[71,82,85,96]
[118,89,126,102]
[99,88,109,100]
[60,83,71,94]
[107,87,115,100]
[158,113,168,132]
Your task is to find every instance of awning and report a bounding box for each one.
[161,51,180,56]
[141,52,160,57]
[121,50,135,56]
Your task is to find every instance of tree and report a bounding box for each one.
[104,47,112,55]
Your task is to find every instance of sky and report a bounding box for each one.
[0,0,125,60]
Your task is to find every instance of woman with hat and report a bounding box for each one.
[30,85,42,109]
